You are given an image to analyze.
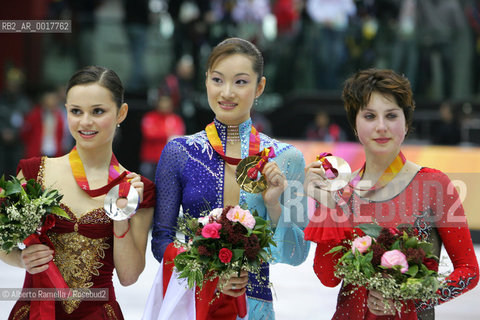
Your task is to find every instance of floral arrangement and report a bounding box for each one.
[173,205,276,290]
[0,175,68,252]
[328,223,444,313]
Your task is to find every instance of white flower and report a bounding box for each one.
[209,208,223,219]
[198,216,210,226]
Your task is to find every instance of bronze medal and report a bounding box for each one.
[235,156,268,193]
[317,156,352,191]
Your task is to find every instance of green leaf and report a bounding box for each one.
[391,240,401,250]
[48,206,69,218]
[356,223,382,238]
[2,241,14,252]
[326,245,345,256]
[363,250,373,263]
[404,237,418,249]
[0,214,9,224]
[259,249,270,262]
[232,249,245,260]
[405,264,418,277]
[418,242,433,253]
[5,181,22,196]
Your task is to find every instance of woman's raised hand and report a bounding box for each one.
[261,161,287,206]
[127,172,144,203]
[303,160,328,199]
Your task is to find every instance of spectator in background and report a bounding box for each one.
[0,67,30,176]
[431,101,462,145]
[305,0,356,90]
[231,0,271,44]
[251,109,273,136]
[123,0,150,93]
[139,86,185,181]
[163,55,198,134]
[465,0,480,97]
[21,87,66,158]
[271,0,302,93]
[167,0,213,86]
[68,0,102,68]
[305,110,346,142]
[416,0,470,100]
[390,0,419,92]
[56,84,75,153]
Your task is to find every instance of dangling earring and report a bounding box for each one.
[254,98,259,108]
[117,124,120,128]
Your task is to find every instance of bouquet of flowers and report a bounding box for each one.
[0,175,68,252]
[327,223,444,313]
[173,205,276,290]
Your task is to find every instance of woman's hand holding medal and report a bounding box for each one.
[261,161,287,206]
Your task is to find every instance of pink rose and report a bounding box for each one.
[381,249,409,273]
[219,248,233,263]
[351,235,372,254]
[201,222,222,239]
[226,205,256,229]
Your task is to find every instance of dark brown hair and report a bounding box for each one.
[66,66,124,108]
[342,68,415,134]
[206,38,264,83]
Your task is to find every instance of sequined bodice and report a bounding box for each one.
[37,158,115,314]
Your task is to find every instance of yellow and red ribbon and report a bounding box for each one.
[69,146,130,198]
[206,122,261,165]
[341,151,407,199]
[316,152,338,179]
[247,147,276,180]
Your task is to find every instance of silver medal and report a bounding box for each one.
[104,184,139,221]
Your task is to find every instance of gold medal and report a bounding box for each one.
[235,156,268,193]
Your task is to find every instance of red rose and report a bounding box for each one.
[219,248,233,263]
[423,257,439,271]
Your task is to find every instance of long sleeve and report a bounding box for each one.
[268,147,310,266]
[313,241,342,287]
[416,171,479,311]
[151,139,186,262]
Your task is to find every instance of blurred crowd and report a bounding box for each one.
[2,0,480,176]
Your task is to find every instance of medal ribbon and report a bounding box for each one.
[69,146,130,198]
[247,147,276,180]
[316,152,338,179]
[206,121,264,165]
[340,151,407,199]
